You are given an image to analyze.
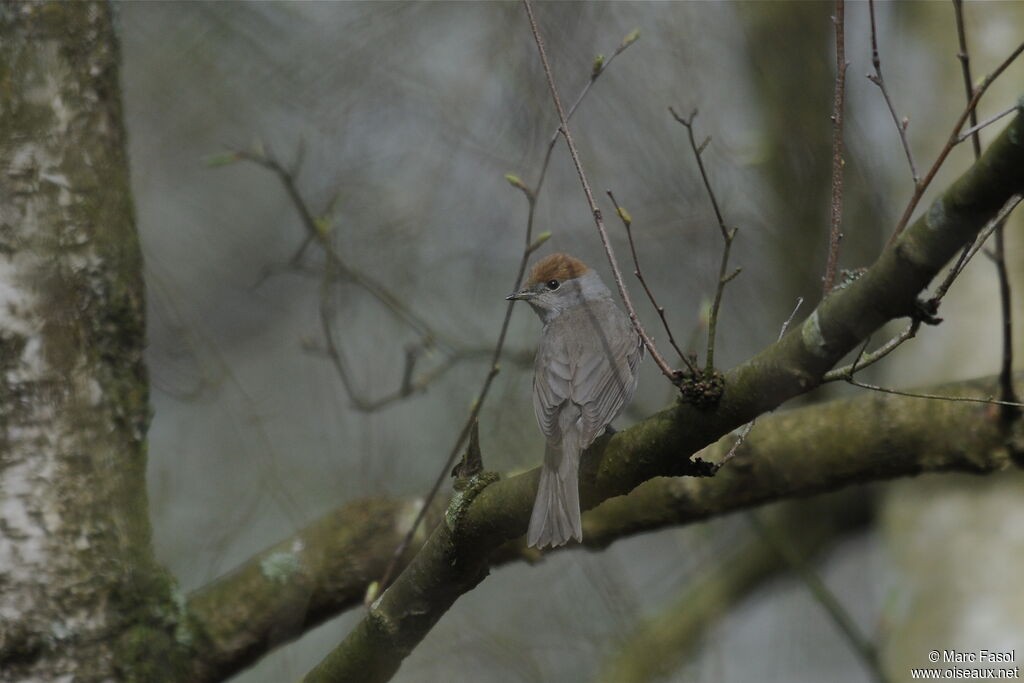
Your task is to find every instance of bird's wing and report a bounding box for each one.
[573,305,643,447]
[532,301,643,447]
[532,330,572,443]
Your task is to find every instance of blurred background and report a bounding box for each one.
[117,2,1024,681]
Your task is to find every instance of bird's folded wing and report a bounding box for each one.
[532,305,643,447]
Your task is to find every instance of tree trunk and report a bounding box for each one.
[0,3,181,680]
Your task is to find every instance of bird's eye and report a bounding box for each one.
[546,279,560,290]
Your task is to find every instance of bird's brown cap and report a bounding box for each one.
[526,253,589,286]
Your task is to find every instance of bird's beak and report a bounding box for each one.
[506,289,531,301]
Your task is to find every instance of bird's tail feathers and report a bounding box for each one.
[527,441,582,548]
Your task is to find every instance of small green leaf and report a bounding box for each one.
[527,231,552,253]
[592,54,605,78]
[314,216,333,236]
[364,581,380,606]
[504,173,526,191]
[204,152,240,168]
[621,29,640,49]
[698,297,712,327]
[616,206,632,226]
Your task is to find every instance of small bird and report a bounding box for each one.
[507,253,643,548]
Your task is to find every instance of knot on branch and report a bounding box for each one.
[827,267,868,294]
[680,368,725,410]
[445,471,500,539]
[913,297,943,326]
[662,454,718,479]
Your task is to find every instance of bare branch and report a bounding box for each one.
[668,107,739,374]
[867,0,919,185]
[957,103,1020,144]
[951,0,1019,420]
[931,194,1022,303]
[522,0,681,385]
[824,0,848,295]
[717,297,803,470]
[822,321,919,382]
[378,27,643,589]
[606,189,698,375]
[890,38,1024,240]
[844,377,1024,409]
[746,512,888,683]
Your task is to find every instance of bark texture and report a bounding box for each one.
[0,4,182,680]
[303,102,1024,682]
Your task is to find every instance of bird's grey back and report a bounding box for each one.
[532,297,643,449]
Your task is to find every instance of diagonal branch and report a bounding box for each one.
[300,104,1024,683]
[376,25,643,592]
[889,38,1023,240]
[951,0,1019,421]
[823,0,848,294]
[668,107,740,374]
[190,370,1015,682]
[521,0,681,385]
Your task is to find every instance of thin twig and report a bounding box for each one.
[889,38,1024,240]
[233,149,443,345]
[235,148,540,415]
[957,104,1020,143]
[522,0,680,385]
[718,297,803,470]
[606,189,698,375]
[823,0,848,295]
[746,512,889,683]
[952,0,1019,421]
[378,27,642,590]
[931,195,1023,303]
[822,321,919,382]
[867,0,919,185]
[824,195,1021,386]
[845,378,1024,409]
[668,107,739,374]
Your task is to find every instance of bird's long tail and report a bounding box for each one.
[527,440,582,548]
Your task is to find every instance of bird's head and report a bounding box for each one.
[506,253,607,322]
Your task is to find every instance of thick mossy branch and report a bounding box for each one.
[186,497,444,683]
[200,372,1017,679]
[301,108,1023,683]
[597,493,873,683]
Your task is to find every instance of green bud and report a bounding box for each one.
[592,54,605,78]
[698,297,712,327]
[364,581,380,606]
[314,216,333,236]
[528,231,552,252]
[616,206,633,226]
[621,29,640,49]
[204,152,240,168]
[504,173,527,191]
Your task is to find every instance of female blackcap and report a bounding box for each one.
[507,253,643,548]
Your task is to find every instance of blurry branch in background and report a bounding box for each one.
[823,0,848,295]
[522,0,684,387]
[717,296,803,472]
[867,0,919,185]
[889,38,1024,240]
[824,194,1022,383]
[745,511,887,683]
[209,147,530,412]
[301,102,1024,683]
[952,0,1019,421]
[375,25,642,592]
[669,107,741,376]
[597,493,873,683]
[821,11,1024,396]
[606,189,698,374]
[186,370,1015,683]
